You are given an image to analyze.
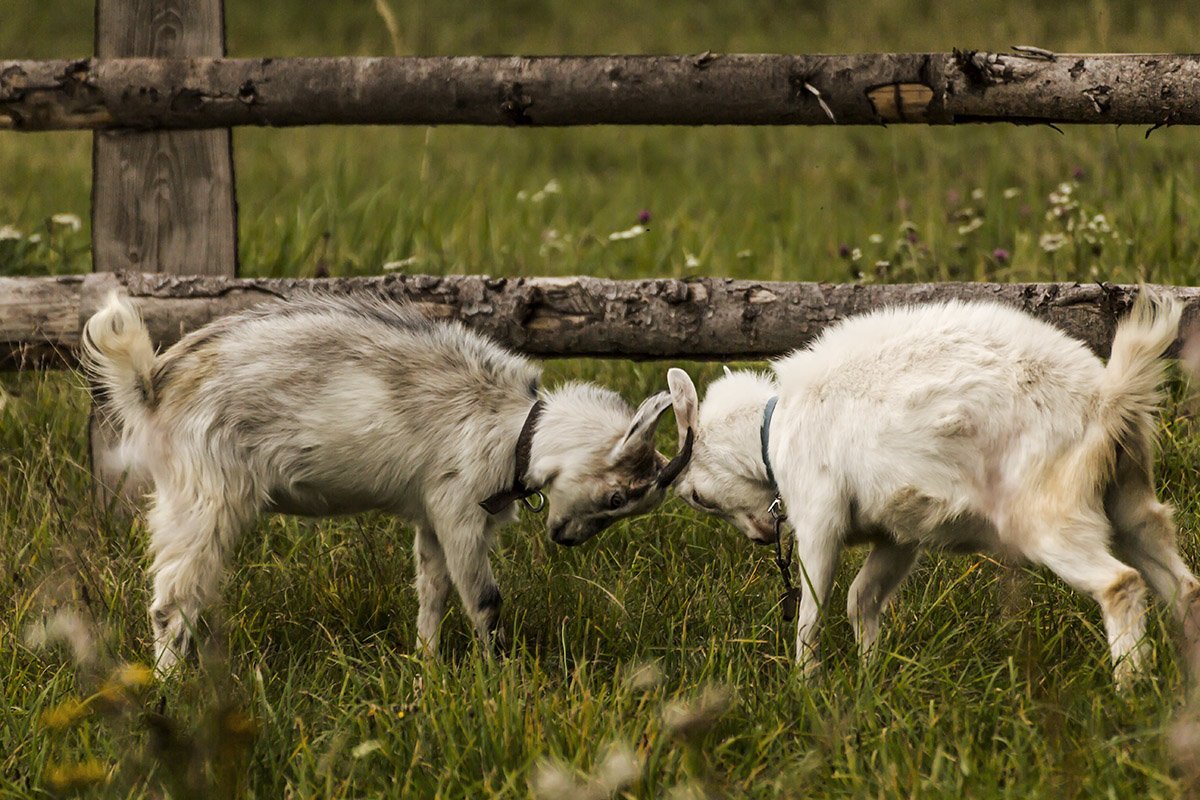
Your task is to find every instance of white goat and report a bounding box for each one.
[82,292,690,673]
[667,291,1197,683]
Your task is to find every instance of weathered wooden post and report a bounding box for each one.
[89,0,238,504]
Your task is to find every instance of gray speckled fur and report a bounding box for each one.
[83,293,677,673]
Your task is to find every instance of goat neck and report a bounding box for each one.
[479,399,545,514]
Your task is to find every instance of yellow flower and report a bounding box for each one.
[111,662,153,689]
[43,761,108,792]
[40,698,90,731]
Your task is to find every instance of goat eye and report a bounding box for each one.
[608,491,625,509]
[692,490,712,510]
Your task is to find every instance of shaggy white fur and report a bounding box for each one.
[669,292,1197,684]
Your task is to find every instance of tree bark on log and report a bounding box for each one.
[3,52,1200,130]
[4,273,1198,370]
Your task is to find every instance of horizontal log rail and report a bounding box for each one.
[3,273,1197,370]
[2,52,1200,130]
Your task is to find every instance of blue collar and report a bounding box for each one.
[760,395,779,491]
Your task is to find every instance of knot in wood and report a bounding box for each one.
[237,80,258,105]
[500,82,533,126]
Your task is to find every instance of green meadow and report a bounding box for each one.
[4,0,1200,796]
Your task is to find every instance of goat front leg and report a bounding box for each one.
[847,541,918,659]
[429,508,507,655]
[788,502,844,675]
[413,524,452,657]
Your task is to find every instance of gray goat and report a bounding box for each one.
[83,293,689,673]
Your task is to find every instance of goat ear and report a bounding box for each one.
[611,390,672,463]
[667,368,699,445]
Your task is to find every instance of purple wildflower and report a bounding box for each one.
[992,248,1010,264]
[637,209,651,224]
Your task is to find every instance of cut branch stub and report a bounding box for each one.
[866,83,936,122]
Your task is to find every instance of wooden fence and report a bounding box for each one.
[3,273,1199,370]
[2,0,1200,367]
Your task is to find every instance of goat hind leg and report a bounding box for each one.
[1109,483,1200,624]
[847,542,918,659]
[146,490,249,675]
[1024,512,1149,685]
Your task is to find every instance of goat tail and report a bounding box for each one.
[81,291,159,430]
[1079,287,1182,484]
[1098,288,1181,441]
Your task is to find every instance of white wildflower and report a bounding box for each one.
[531,761,581,800]
[382,255,421,271]
[971,187,985,201]
[1002,187,1020,199]
[530,742,638,800]
[851,248,862,262]
[1039,232,1068,252]
[626,661,663,691]
[607,225,646,241]
[351,740,382,759]
[516,190,530,202]
[684,251,700,269]
[736,249,753,259]
[530,179,561,203]
[25,608,96,667]
[51,213,82,231]
[867,233,884,244]
[957,217,984,235]
[663,686,733,742]
[27,234,42,244]
[0,225,21,240]
[1046,185,1075,206]
[594,743,638,792]
[539,228,569,257]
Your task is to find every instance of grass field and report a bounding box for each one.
[5,0,1200,797]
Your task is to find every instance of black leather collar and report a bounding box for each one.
[761,395,779,492]
[479,399,545,515]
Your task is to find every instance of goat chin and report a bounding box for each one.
[678,291,1197,686]
[82,292,681,673]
